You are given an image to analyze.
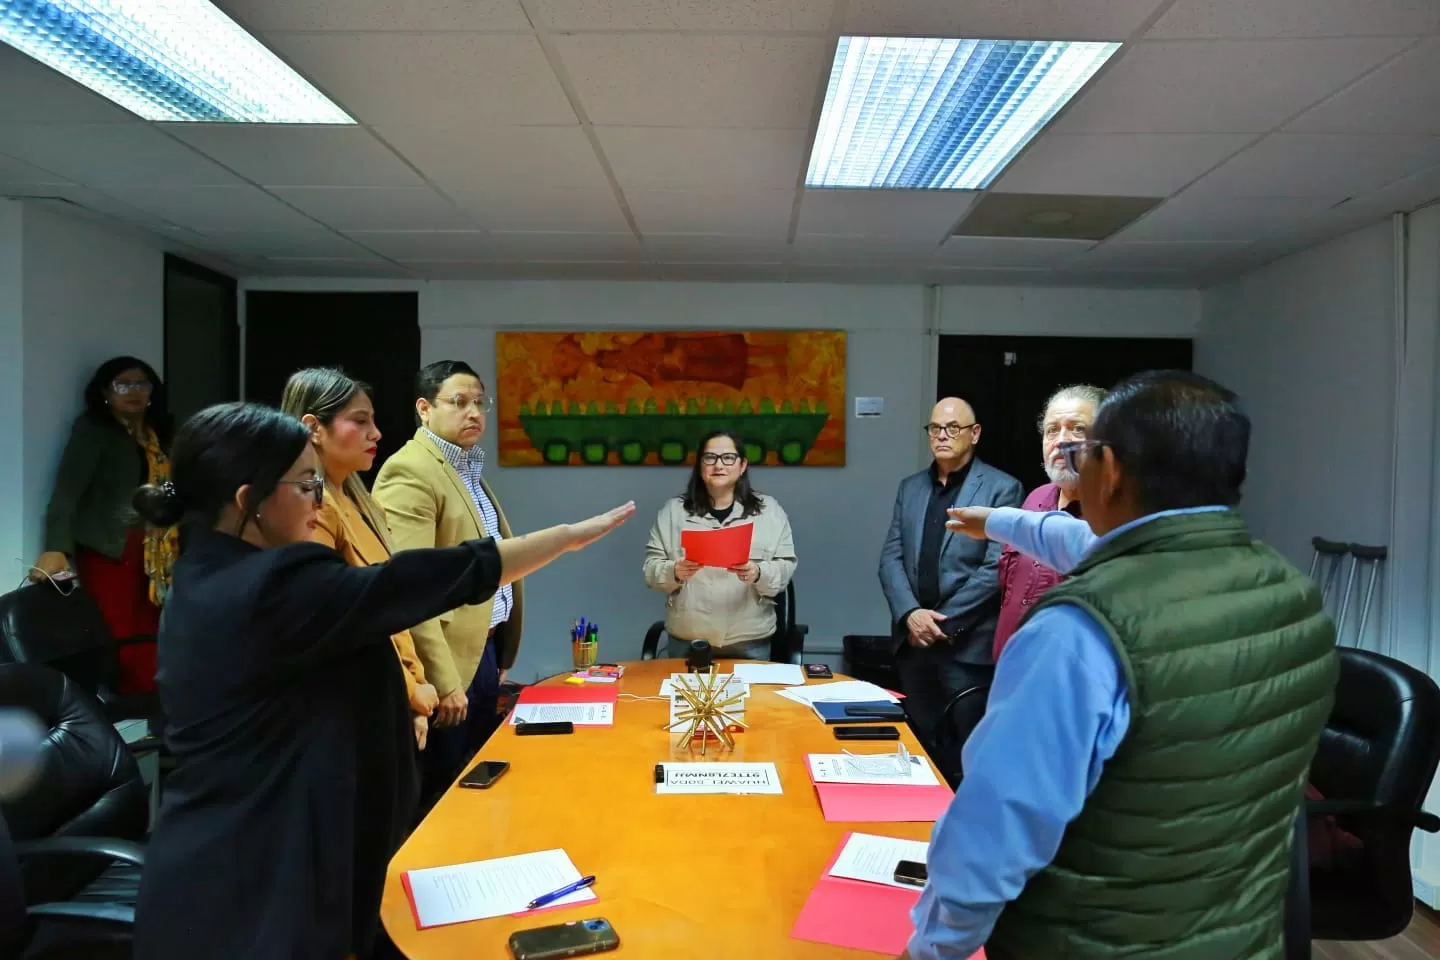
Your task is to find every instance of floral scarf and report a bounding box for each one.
[140,427,178,605]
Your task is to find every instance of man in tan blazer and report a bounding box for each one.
[374,360,524,800]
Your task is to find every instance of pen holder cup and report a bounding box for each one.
[572,640,599,670]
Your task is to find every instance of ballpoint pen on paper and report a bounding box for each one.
[526,874,597,910]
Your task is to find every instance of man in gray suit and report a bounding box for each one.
[879,396,1024,756]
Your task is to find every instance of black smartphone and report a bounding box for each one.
[509,918,619,959]
[515,721,574,736]
[834,725,901,741]
[844,704,906,720]
[458,760,509,789]
[804,663,833,679]
[894,860,928,887]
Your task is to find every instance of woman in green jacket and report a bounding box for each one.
[32,356,176,695]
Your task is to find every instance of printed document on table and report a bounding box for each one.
[659,674,747,698]
[827,833,930,889]
[776,680,900,706]
[732,662,806,686]
[508,702,614,726]
[404,848,596,928]
[655,762,783,795]
[808,753,941,787]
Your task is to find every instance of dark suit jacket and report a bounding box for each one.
[133,530,501,960]
[878,457,1025,664]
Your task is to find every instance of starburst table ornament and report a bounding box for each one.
[665,666,749,754]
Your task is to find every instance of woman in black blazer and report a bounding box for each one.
[130,402,633,960]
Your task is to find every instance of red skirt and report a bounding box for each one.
[75,528,160,696]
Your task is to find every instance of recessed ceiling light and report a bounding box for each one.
[806,37,1120,191]
[0,0,354,123]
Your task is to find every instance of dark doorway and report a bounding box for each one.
[244,292,421,475]
[164,256,238,424]
[936,335,1194,492]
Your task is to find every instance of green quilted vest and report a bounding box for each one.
[986,509,1337,960]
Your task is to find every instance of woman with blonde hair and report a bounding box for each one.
[280,367,439,749]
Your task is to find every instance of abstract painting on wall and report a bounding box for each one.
[494,330,847,467]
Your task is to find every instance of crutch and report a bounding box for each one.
[1344,544,1387,650]
[1308,537,1349,618]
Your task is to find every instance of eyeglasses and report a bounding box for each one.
[437,394,493,413]
[924,422,977,439]
[278,477,325,505]
[1057,439,1109,474]
[701,452,741,466]
[110,380,152,394]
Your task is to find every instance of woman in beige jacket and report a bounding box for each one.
[643,429,797,659]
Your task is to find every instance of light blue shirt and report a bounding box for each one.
[425,429,512,629]
[906,506,1228,960]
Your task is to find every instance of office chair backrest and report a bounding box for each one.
[0,580,118,699]
[1311,647,1440,931]
[0,816,24,959]
[0,664,147,904]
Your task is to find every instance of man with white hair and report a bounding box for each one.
[990,385,1105,660]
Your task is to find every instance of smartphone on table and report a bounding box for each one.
[458,760,509,789]
[894,860,928,887]
[509,918,620,959]
[834,725,901,741]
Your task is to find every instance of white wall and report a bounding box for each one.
[0,201,23,572]
[12,203,164,570]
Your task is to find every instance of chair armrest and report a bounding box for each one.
[1305,799,1440,832]
[126,735,167,758]
[13,837,145,868]
[641,622,665,661]
[28,901,135,926]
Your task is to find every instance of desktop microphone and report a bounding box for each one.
[685,639,713,673]
[0,709,46,800]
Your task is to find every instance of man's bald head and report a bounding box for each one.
[926,396,981,473]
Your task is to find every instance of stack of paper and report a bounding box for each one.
[806,752,953,823]
[731,662,805,686]
[775,679,901,708]
[791,833,985,958]
[658,674,748,698]
[508,684,618,726]
[401,849,596,929]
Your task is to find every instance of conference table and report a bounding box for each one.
[380,659,941,958]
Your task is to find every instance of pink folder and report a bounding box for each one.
[790,833,984,958]
[516,685,619,706]
[681,523,753,567]
[809,764,954,823]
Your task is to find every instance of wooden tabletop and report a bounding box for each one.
[380,659,936,958]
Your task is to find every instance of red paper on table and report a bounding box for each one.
[790,832,983,958]
[516,685,619,706]
[812,782,954,823]
[680,523,753,567]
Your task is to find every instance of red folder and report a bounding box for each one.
[681,523,753,567]
[516,685,619,706]
[790,833,983,958]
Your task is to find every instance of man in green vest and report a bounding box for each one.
[903,370,1337,960]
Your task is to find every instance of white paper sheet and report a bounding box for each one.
[807,753,940,787]
[507,702,615,726]
[827,833,930,889]
[776,680,900,706]
[732,662,806,686]
[404,848,596,928]
[659,674,747,698]
[655,762,783,795]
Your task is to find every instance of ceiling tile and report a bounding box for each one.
[1052,38,1413,134]
[400,261,664,281]
[269,187,474,230]
[935,237,1096,267]
[1115,193,1336,241]
[1078,240,1252,268]
[449,187,629,232]
[265,34,577,126]
[993,133,1252,196]
[797,189,978,239]
[1334,163,1440,218]
[530,0,834,31]
[1189,134,1440,201]
[660,263,790,282]
[0,125,242,186]
[0,152,72,186]
[254,257,413,278]
[227,0,530,30]
[99,186,321,231]
[787,263,932,284]
[791,235,939,264]
[375,123,609,193]
[1148,0,1440,39]
[164,125,423,187]
[843,0,1168,40]
[626,188,796,235]
[643,234,792,261]
[0,47,138,124]
[190,229,374,258]
[1286,38,1440,135]
[597,127,809,191]
[555,35,829,127]
[349,230,642,261]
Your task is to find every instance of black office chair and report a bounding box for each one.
[0,664,148,918]
[1295,647,1440,943]
[641,580,809,664]
[930,682,992,788]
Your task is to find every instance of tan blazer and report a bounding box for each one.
[311,488,434,717]
[373,429,524,696]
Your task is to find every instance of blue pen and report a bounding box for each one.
[527,875,596,910]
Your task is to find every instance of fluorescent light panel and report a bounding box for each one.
[0,0,353,123]
[807,37,1120,190]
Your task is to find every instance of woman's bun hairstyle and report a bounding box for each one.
[133,481,184,528]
